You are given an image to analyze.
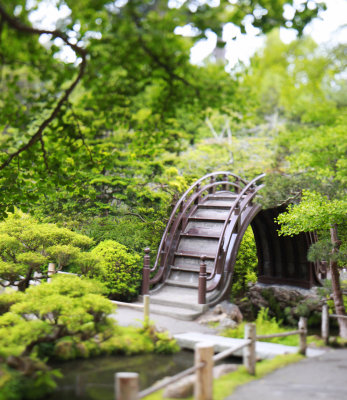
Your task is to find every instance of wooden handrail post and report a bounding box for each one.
[142,247,150,295]
[198,256,207,304]
[299,317,307,355]
[244,323,256,375]
[47,263,56,283]
[194,343,214,400]
[223,173,230,191]
[143,294,150,326]
[115,372,139,400]
[209,176,216,194]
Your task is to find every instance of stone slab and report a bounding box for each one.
[174,332,325,359]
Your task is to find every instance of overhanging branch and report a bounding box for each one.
[0,3,87,171]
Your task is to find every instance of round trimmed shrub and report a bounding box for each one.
[91,240,142,301]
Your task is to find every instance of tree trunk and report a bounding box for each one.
[18,267,33,292]
[330,225,347,338]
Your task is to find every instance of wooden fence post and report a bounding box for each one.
[47,263,56,283]
[115,372,139,400]
[143,294,150,326]
[321,304,329,345]
[299,317,307,355]
[243,323,256,375]
[194,343,214,400]
[142,248,150,295]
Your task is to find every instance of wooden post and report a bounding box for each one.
[194,343,214,400]
[321,305,329,345]
[142,248,150,295]
[243,323,256,375]
[223,174,230,191]
[143,294,150,326]
[195,183,201,204]
[299,317,307,355]
[115,372,139,400]
[47,263,56,283]
[209,176,216,194]
[198,256,207,304]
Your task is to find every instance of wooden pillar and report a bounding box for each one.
[321,304,329,345]
[194,343,214,400]
[299,317,307,355]
[143,294,150,326]
[243,323,256,375]
[142,248,150,295]
[115,372,139,400]
[198,256,207,304]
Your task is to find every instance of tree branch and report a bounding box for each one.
[130,9,200,97]
[0,3,87,171]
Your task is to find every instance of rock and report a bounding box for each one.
[162,363,238,398]
[237,283,325,323]
[163,375,195,398]
[213,301,243,324]
[218,317,238,330]
[213,363,238,378]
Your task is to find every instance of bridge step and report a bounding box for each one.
[188,216,228,222]
[180,232,220,239]
[194,208,230,219]
[177,237,219,254]
[149,286,206,311]
[173,256,215,270]
[171,265,213,273]
[166,279,198,289]
[174,251,215,259]
[185,220,225,236]
[197,204,231,210]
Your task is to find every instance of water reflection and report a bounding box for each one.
[48,351,194,400]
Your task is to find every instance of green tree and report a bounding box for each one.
[0,0,325,223]
[277,191,347,338]
[0,211,94,291]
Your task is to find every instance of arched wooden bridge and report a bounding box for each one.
[141,172,321,320]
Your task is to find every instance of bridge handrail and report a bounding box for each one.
[145,172,248,288]
[205,174,265,292]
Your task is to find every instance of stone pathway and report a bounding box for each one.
[225,348,347,400]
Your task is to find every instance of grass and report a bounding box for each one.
[221,308,325,347]
[143,353,304,400]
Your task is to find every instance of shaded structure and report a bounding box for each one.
[252,207,321,289]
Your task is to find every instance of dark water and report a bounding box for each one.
[48,351,195,400]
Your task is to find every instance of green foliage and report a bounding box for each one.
[0,211,96,290]
[0,274,178,399]
[231,226,258,299]
[90,240,142,301]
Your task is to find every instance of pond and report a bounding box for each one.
[48,350,195,400]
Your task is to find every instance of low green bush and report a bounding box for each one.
[90,239,142,301]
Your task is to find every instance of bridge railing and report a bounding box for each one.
[115,317,307,400]
[142,171,248,294]
[202,174,265,298]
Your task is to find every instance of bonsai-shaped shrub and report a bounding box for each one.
[0,211,97,291]
[0,274,178,400]
[0,275,114,400]
[90,240,142,301]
